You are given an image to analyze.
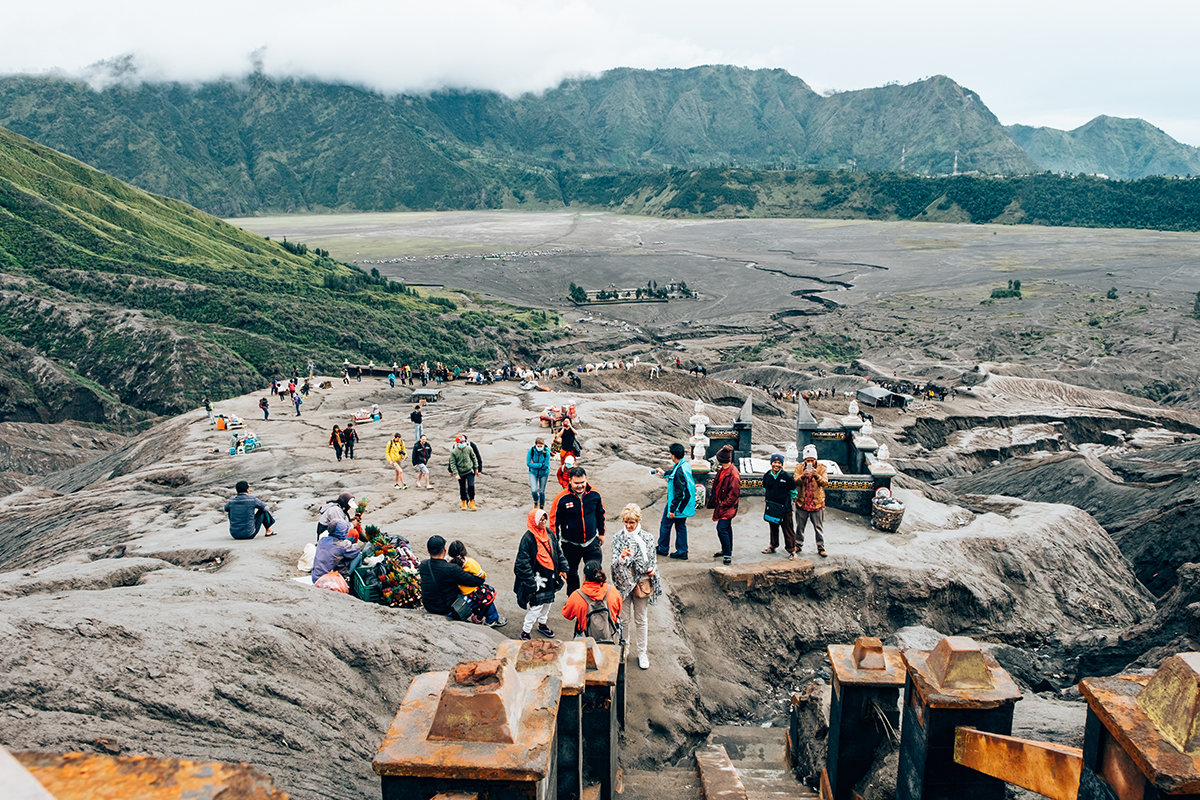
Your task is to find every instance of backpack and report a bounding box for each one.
[259,398,268,409]
[584,593,618,644]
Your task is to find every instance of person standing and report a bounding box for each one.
[794,444,829,558]
[711,445,741,565]
[259,396,269,420]
[513,508,568,641]
[548,466,606,595]
[410,404,423,440]
[342,368,350,385]
[655,442,696,560]
[527,437,551,509]
[224,480,275,539]
[762,453,797,558]
[411,434,433,489]
[343,422,358,459]
[307,359,314,379]
[292,392,303,416]
[203,397,215,425]
[355,365,363,383]
[300,380,310,400]
[329,425,345,461]
[448,434,480,510]
[388,371,396,388]
[386,433,408,489]
[561,561,622,642]
[612,503,660,669]
[558,416,579,465]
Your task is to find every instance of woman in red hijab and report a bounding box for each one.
[513,508,569,641]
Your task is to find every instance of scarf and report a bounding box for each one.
[527,508,555,571]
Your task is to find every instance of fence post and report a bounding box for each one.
[897,636,1022,800]
[826,636,906,799]
[1078,651,1200,799]
[373,657,562,800]
[579,638,621,800]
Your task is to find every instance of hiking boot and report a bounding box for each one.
[537,623,555,638]
[460,500,468,510]
[668,551,688,560]
[487,615,508,628]
[468,500,477,511]
[818,548,828,558]
[520,631,532,641]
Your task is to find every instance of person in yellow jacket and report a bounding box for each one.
[386,432,408,489]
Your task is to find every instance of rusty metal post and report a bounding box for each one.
[615,643,627,732]
[373,657,562,800]
[825,637,906,800]
[497,638,587,800]
[897,636,1022,800]
[579,638,621,800]
[1078,652,1200,799]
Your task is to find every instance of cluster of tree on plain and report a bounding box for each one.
[568,279,691,303]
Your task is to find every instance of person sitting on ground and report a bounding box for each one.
[316,492,354,540]
[448,540,501,625]
[311,521,364,584]
[514,508,568,641]
[224,480,275,539]
[418,535,506,627]
[561,561,622,643]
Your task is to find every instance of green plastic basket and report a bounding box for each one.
[351,566,382,604]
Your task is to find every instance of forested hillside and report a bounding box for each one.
[0,127,557,425]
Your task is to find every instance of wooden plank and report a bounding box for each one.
[953,727,1081,800]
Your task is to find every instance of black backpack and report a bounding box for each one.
[584,593,618,644]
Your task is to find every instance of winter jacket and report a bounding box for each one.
[224,493,269,540]
[311,536,360,583]
[794,462,829,511]
[386,439,407,462]
[448,445,480,476]
[317,501,351,531]
[665,459,697,518]
[711,464,741,522]
[419,557,484,615]
[762,468,796,506]
[527,445,551,477]
[513,529,568,609]
[411,441,432,467]
[470,441,484,472]
[561,581,622,635]
[549,484,606,547]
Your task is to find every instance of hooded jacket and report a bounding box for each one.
[561,580,622,634]
[513,510,568,609]
[549,483,606,547]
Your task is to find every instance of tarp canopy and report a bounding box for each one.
[857,386,911,408]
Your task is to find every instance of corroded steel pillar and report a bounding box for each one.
[826,636,906,800]
[497,638,587,800]
[373,657,562,800]
[1078,652,1200,799]
[580,638,621,800]
[897,636,1022,800]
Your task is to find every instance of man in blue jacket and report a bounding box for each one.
[656,442,696,559]
[224,480,275,539]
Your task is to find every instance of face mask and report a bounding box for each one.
[458,443,468,449]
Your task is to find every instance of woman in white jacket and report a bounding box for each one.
[611,503,661,669]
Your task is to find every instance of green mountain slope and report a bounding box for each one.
[0,126,556,424]
[0,68,1043,215]
[1006,116,1200,179]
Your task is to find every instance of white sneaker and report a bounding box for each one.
[638,654,649,670]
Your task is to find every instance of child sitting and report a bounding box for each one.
[448,540,497,624]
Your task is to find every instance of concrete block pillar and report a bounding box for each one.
[826,637,906,800]
[1078,652,1200,799]
[497,638,587,800]
[897,636,1022,800]
[581,638,621,800]
[373,657,562,800]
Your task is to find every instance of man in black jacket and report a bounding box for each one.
[548,466,606,595]
[761,453,797,557]
[411,434,433,490]
[418,535,507,627]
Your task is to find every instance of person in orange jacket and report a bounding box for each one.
[561,561,622,642]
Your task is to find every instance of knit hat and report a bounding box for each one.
[770,453,785,465]
[802,444,818,461]
[716,445,734,464]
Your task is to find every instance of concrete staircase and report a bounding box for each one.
[620,766,703,799]
[696,726,818,800]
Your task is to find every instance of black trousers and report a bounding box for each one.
[345,441,355,459]
[457,473,475,501]
[561,538,603,597]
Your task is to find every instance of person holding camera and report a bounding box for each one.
[795,444,829,557]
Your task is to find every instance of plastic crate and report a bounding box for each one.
[351,566,382,604]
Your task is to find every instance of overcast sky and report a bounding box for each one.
[5,0,1198,146]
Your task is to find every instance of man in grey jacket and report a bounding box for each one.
[224,481,276,539]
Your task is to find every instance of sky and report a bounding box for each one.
[5,0,1199,146]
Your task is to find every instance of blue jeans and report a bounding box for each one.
[716,519,733,557]
[414,423,423,440]
[658,507,688,555]
[529,471,548,505]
